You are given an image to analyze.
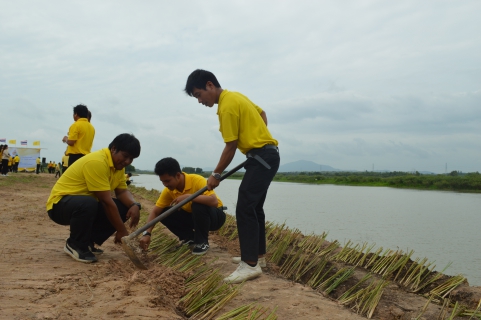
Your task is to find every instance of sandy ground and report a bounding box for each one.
[1,174,480,320]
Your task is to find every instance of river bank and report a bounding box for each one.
[1,174,480,319]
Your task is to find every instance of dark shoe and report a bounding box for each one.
[88,245,104,255]
[64,240,97,263]
[192,243,210,255]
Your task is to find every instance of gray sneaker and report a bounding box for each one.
[232,256,266,267]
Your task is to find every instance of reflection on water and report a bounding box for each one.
[132,174,481,286]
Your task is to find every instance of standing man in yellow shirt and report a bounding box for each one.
[36,157,41,174]
[61,152,69,174]
[46,133,141,263]
[13,154,20,173]
[184,69,280,283]
[62,104,95,168]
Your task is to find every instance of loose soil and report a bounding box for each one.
[1,174,480,320]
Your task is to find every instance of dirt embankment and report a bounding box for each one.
[0,174,480,319]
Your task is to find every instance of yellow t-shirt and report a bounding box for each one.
[36,158,41,164]
[62,155,69,167]
[8,157,12,166]
[14,156,20,163]
[217,90,278,154]
[66,118,95,155]
[46,148,127,211]
[155,173,223,213]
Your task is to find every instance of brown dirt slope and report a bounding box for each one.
[0,174,480,319]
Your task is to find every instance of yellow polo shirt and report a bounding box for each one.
[8,157,12,166]
[62,154,69,167]
[217,89,278,154]
[155,173,223,213]
[66,118,95,155]
[36,158,41,164]
[14,156,20,163]
[46,148,127,211]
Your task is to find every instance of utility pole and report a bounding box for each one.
[445,163,447,174]
[372,163,374,172]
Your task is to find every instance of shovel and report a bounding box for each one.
[121,161,246,269]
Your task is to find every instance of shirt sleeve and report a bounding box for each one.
[68,123,79,140]
[155,188,173,208]
[219,111,239,143]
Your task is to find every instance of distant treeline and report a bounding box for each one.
[199,170,481,192]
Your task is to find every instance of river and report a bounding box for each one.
[131,174,481,286]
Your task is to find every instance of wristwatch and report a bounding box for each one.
[130,202,141,210]
[142,231,151,237]
[212,172,221,180]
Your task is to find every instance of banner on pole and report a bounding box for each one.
[33,141,40,146]
[21,140,27,146]
[9,140,16,144]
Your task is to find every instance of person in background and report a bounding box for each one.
[46,133,141,263]
[8,155,13,172]
[139,157,226,256]
[125,172,132,186]
[61,152,69,174]
[55,161,62,178]
[2,145,11,176]
[62,104,95,168]
[0,145,4,173]
[13,154,20,173]
[184,69,280,283]
[36,157,41,174]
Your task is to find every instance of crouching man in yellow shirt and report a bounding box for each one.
[46,133,142,263]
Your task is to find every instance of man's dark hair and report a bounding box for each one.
[108,133,141,158]
[184,69,221,96]
[73,104,89,118]
[154,157,181,177]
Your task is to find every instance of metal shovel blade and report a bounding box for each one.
[121,160,246,269]
[121,236,148,270]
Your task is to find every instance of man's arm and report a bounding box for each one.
[207,140,237,190]
[171,194,218,207]
[260,110,268,126]
[139,205,164,250]
[115,188,140,228]
[93,190,129,243]
[62,136,76,146]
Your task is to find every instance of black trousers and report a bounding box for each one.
[48,195,128,251]
[36,164,40,174]
[1,159,8,175]
[68,154,85,167]
[237,147,280,262]
[160,202,226,244]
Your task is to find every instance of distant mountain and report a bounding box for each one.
[278,160,340,172]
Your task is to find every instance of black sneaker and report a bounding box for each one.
[88,245,104,255]
[192,243,210,255]
[64,240,98,263]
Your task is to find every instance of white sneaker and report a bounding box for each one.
[232,256,266,268]
[224,261,262,283]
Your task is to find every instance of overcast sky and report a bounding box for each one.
[1,1,480,173]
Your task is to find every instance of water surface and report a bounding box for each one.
[132,174,481,286]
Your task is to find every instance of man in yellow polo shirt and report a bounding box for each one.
[139,157,226,256]
[36,157,41,174]
[185,69,280,283]
[62,104,95,168]
[46,133,141,263]
[13,154,20,173]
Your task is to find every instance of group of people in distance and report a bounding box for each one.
[0,145,20,176]
[46,69,280,284]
